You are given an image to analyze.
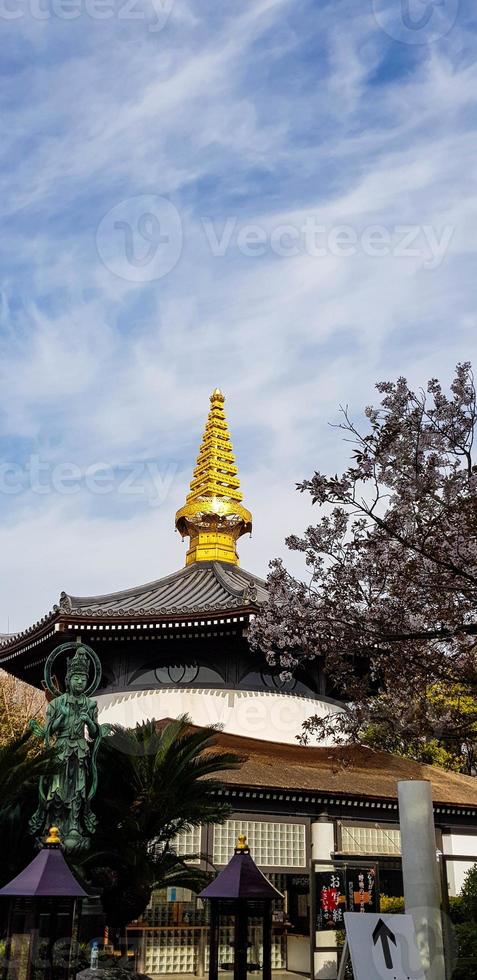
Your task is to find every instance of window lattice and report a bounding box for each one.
[213,819,306,868]
[340,825,401,855]
[170,826,201,859]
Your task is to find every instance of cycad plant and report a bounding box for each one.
[79,716,243,937]
[0,730,54,885]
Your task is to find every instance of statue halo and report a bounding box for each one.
[44,641,102,698]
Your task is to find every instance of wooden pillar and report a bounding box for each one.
[208,903,219,980]
[262,902,272,980]
[196,926,206,978]
[234,901,248,980]
[45,898,59,980]
[67,899,80,980]
[2,902,14,980]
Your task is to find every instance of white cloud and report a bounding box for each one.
[0,0,476,630]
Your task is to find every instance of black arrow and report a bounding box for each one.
[372,918,397,969]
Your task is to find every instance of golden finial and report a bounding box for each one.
[175,389,252,566]
[210,388,225,403]
[45,826,61,846]
[236,833,248,851]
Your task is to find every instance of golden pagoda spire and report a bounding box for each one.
[175,389,252,566]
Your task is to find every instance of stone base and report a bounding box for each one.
[77,968,151,980]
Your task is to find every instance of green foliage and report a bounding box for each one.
[379,895,405,914]
[77,716,243,930]
[449,896,466,925]
[360,682,477,774]
[451,922,477,980]
[428,683,477,775]
[53,941,142,976]
[446,866,477,977]
[0,713,241,936]
[0,730,54,887]
[461,864,477,922]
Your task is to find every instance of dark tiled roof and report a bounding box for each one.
[0,562,267,654]
[204,727,477,808]
[62,561,268,617]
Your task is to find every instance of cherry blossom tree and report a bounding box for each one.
[249,363,477,773]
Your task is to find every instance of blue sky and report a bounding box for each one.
[1,0,476,631]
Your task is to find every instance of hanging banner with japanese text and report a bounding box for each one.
[316,866,378,930]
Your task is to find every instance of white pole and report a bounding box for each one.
[398,780,446,980]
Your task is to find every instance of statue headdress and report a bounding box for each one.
[66,646,90,683]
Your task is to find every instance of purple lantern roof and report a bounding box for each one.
[199,836,282,901]
[0,830,88,899]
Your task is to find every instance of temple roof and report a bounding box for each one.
[61,561,267,617]
[0,561,267,659]
[0,390,262,664]
[201,727,477,810]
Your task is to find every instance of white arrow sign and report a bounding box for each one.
[344,912,426,980]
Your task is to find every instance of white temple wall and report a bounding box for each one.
[311,818,338,980]
[96,687,344,745]
[441,830,477,895]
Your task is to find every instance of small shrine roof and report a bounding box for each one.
[0,844,88,898]
[200,842,282,900]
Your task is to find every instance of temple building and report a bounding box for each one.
[1,389,477,980]
[0,388,343,745]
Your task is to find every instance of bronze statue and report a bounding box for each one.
[30,641,107,853]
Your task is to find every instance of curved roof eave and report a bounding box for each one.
[0,561,268,658]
